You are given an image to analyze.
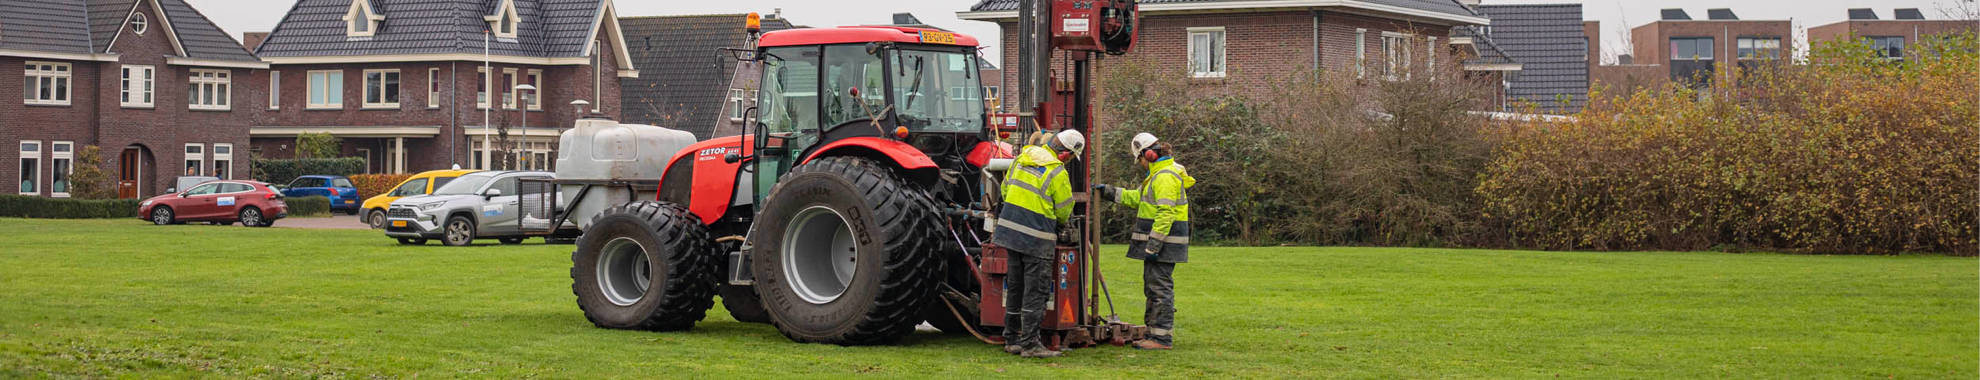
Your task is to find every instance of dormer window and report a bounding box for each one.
[130,13,148,35]
[344,0,383,38]
[486,0,520,39]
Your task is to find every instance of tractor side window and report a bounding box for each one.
[892,50,984,133]
[392,178,428,196]
[821,44,887,132]
[760,47,820,137]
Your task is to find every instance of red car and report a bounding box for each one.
[138,180,289,227]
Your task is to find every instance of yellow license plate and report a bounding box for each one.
[919,31,956,45]
[392,220,407,227]
[344,200,356,203]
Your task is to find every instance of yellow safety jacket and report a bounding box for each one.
[991,145,1075,258]
[1116,158,1194,263]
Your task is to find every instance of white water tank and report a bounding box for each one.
[555,117,698,229]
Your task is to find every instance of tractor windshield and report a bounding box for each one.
[891,49,984,133]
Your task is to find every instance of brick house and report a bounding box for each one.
[1809,8,1978,60]
[619,13,796,139]
[960,0,1493,103]
[251,0,636,173]
[1,0,267,199]
[1589,8,1792,91]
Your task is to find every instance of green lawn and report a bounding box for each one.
[0,218,1972,379]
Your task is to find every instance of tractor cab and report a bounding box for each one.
[747,26,992,202]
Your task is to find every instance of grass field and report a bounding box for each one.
[0,218,1973,378]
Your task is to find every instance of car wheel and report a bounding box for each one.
[150,207,175,225]
[239,207,269,228]
[367,209,387,229]
[218,222,234,226]
[500,237,527,245]
[397,237,428,245]
[443,216,476,246]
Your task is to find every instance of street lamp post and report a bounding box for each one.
[515,84,537,170]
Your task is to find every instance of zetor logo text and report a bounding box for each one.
[698,146,738,161]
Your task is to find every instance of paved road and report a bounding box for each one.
[275,213,371,230]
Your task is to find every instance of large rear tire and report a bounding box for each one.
[751,157,945,345]
[570,201,719,331]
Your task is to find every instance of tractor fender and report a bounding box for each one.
[801,137,939,184]
[662,135,753,225]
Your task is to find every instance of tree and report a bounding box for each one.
[67,145,117,199]
[296,132,341,159]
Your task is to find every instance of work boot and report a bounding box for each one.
[1020,346,1063,358]
[1132,340,1172,350]
[1004,344,1023,355]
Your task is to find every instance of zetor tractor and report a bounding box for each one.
[564,25,1009,345]
[556,2,1141,347]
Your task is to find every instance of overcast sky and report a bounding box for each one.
[193,0,1975,64]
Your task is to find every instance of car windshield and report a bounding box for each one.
[432,174,495,195]
[891,48,984,133]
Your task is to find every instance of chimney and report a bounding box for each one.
[241,32,270,51]
[1894,8,1925,20]
[1847,8,1879,20]
[1706,9,1738,20]
[1660,9,1692,21]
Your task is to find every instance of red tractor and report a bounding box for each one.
[555,1,1141,347]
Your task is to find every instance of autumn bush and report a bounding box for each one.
[1477,33,1978,254]
[349,174,415,200]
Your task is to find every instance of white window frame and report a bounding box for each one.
[307,70,344,109]
[50,141,72,197]
[131,13,148,35]
[427,68,442,109]
[212,143,233,180]
[19,141,41,196]
[1186,27,1227,78]
[1737,37,1783,60]
[728,88,747,121]
[345,0,383,38]
[1355,29,1367,79]
[269,71,281,110]
[25,62,72,106]
[525,69,543,110]
[1382,32,1412,81]
[120,65,155,108]
[188,69,232,110]
[362,69,401,109]
[503,68,519,109]
[183,144,205,177]
[476,66,491,109]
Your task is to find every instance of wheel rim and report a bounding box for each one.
[241,209,261,226]
[597,237,651,306]
[369,211,385,228]
[447,220,471,244]
[153,208,171,224]
[781,205,858,305]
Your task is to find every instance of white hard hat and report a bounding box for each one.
[1055,129,1087,156]
[1131,133,1160,154]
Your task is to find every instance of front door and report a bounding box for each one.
[480,176,524,236]
[118,148,140,198]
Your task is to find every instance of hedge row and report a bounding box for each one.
[286,196,332,218]
[252,158,365,187]
[0,195,140,219]
[349,174,414,201]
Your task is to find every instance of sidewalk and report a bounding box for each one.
[276,214,370,230]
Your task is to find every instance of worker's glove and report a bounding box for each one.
[1092,184,1119,202]
[1142,241,1164,260]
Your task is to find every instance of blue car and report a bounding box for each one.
[283,175,362,215]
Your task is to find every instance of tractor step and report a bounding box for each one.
[727,249,754,286]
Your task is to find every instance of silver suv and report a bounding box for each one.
[384,171,554,246]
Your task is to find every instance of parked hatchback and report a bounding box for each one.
[360,169,478,229]
[139,180,288,227]
[282,175,361,215]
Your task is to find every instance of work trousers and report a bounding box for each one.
[1144,261,1176,345]
[1003,253,1053,349]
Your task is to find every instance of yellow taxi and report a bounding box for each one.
[360,169,479,229]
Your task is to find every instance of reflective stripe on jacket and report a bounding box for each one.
[1116,158,1194,263]
[990,145,1074,258]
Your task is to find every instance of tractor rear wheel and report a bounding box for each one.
[750,157,945,345]
[570,201,720,331]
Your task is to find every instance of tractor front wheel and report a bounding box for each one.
[570,201,720,331]
[751,157,945,346]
